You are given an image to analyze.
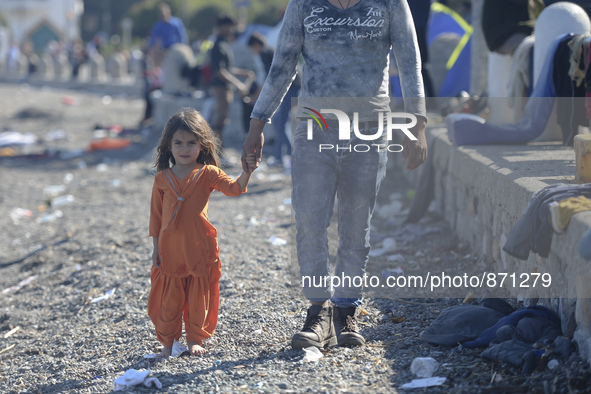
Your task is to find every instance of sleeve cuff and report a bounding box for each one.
[250,112,272,124]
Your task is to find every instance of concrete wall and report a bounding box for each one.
[400,125,591,365]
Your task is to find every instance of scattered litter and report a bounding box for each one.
[90,288,116,303]
[63,173,74,184]
[52,195,75,207]
[248,216,259,227]
[382,267,404,278]
[61,96,78,106]
[36,210,63,224]
[96,163,109,172]
[113,369,162,391]
[144,339,188,358]
[9,208,32,225]
[102,95,113,105]
[2,275,38,294]
[0,344,16,355]
[387,254,405,263]
[382,237,397,251]
[88,138,132,152]
[410,357,439,378]
[255,381,266,388]
[253,329,263,335]
[111,179,121,187]
[268,236,287,246]
[302,346,323,362]
[235,214,245,220]
[369,248,387,257]
[547,359,559,370]
[375,200,403,218]
[46,129,67,141]
[283,198,292,205]
[0,147,15,156]
[4,327,20,339]
[43,185,66,198]
[75,264,82,271]
[0,131,37,147]
[401,377,446,389]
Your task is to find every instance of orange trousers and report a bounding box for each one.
[147,266,220,347]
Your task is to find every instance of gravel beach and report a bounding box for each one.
[1,84,590,393]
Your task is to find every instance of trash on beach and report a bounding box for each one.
[111,179,121,187]
[2,275,38,294]
[46,129,67,141]
[3,326,20,339]
[369,237,398,257]
[88,138,132,152]
[36,210,63,224]
[43,185,66,198]
[268,236,287,246]
[401,377,446,389]
[113,369,162,391]
[96,163,109,172]
[393,223,442,244]
[61,96,78,106]
[144,339,188,359]
[0,131,37,147]
[283,198,292,205]
[375,200,403,219]
[102,95,113,105]
[51,195,75,207]
[302,346,323,362]
[9,208,32,225]
[410,357,439,378]
[548,359,559,370]
[248,216,259,227]
[63,173,74,184]
[90,288,116,303]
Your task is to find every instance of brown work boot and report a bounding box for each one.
[333,306,365,347]
[291,304,337,349]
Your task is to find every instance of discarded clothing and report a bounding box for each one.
[463,305,561,348]
[113,369,162,391]
[503,183,591,260]
[419,300,514,346]
[549,196,591,233]
[446,34,569,146]
[0,131,37,147]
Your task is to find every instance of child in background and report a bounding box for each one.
[149,107,253,357]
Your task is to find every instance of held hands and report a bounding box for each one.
[402,118,428,170]
[242,119,265,173]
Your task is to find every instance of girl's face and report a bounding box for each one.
[170,129,202,168]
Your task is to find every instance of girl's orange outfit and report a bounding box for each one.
[148,164,246,346]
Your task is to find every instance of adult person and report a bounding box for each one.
[148,2,188,66]
[242,0,427,349]
[482,0,533,55]
[209,15,255,144]
[408,0,434,97]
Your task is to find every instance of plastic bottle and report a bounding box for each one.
[52,195,75,207]
[410,357,439,378]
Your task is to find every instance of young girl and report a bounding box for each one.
[148,107,253,357]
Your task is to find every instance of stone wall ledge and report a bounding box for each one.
[401,123,591,365]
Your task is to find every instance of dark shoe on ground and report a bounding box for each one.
[291,304,337,349]
[334,306,365,347]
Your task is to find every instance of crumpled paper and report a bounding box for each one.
[113,369,162,391]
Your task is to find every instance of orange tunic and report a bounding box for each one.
[148,164,245,346]
[149,164,246,278]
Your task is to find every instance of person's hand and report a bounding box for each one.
[245,152,257,171]
[402,119,427,170]
[152,249,161,269]
[242,119,265,172]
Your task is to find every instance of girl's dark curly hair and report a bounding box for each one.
[154,108,221,172]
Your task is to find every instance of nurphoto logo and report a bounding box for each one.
[304,107,417,152]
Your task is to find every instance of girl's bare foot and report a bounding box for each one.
[188,341,207,356]
[159,345,172,358]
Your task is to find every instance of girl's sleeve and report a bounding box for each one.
[207,166,246,197]
[251,0,303,123]
[389,0,427,122]
[149,179,164,237]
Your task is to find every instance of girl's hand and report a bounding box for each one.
[245,152,257,172]
[152,250,161,268]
